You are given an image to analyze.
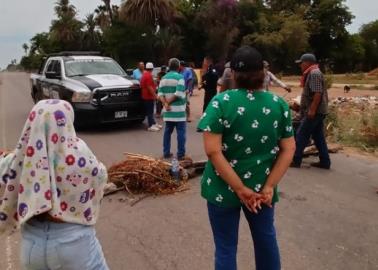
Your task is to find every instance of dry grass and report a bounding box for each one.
[326,103,378,152]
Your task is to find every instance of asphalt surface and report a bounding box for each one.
[0,72,377,270]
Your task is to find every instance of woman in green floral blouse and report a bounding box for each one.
[198,46,295,270]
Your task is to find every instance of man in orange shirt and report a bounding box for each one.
[140,62,162,132]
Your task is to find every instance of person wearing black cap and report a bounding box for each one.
[291,53,331,169]
[197,46,296,270]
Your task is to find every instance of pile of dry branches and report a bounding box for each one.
[108,153,188,195]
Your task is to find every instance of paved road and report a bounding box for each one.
[1,72,378,270]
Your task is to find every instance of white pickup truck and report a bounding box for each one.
[30,52,145,127]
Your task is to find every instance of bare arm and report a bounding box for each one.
[147,86,157,99]
[261,137,296,206]
[269,71,291,92]
[203,132,263,212]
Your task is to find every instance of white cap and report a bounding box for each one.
[146,62,154,70]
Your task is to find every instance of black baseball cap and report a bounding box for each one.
[231,46,263,72]
[295,53,317,64]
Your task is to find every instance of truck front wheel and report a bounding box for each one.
[32,88,44,103]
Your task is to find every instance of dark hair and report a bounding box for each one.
[233,70,265,90]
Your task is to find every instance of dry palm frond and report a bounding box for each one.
[119,0,175,27]
[108,153,188,195]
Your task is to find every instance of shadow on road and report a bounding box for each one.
[77,121,146,134]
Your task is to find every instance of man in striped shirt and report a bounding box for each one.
[158,58,187,159]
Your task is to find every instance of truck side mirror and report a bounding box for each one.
[45,71,61,80]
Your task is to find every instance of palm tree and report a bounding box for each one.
[95,5,111,31]
[119,0,176,27]
[102,0,114,23]
[54,0,76,18]
[22,43,29,55]
[82,14,101,50]
[51,16,82,44]
[50,1,83,50]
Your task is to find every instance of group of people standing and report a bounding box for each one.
[132,56,223,160]
[0,45,331,270]
[127,48,331,270]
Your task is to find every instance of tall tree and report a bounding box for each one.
[103,0,114,22]
[54,0,76,18]
[82,14,102,51]
[175,0,208,64]
[50,0,83,50]
[95,1,118,31]
[242,9,309,71]
[22,43,29,55]
[307,0,354,65]
[359,20,378,71]
[95,5,111,31]
[29,33,53,55]
[196,0,240,61]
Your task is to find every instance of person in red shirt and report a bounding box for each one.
[140,62,161,131]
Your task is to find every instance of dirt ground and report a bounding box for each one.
[270,85,378,100]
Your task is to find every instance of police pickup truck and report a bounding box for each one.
[30,52,145,127]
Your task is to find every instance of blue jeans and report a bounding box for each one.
[293,114,331,166]
[20,219,109,270]
[207,202,280,270]
[163,121,186,158]
[144,100,156,127]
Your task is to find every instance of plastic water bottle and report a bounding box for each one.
[171,158,180,182]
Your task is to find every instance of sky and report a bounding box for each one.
[0,0,377,69]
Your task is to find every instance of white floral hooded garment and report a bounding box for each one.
[0,100,107,234]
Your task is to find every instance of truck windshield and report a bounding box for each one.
[65,59,126,77]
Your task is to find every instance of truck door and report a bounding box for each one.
[44,60,63,99]
[49,60,63,100]
[40,59,55,99]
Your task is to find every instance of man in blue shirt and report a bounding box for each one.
[133,62,145,81]
[180,61,193,122]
